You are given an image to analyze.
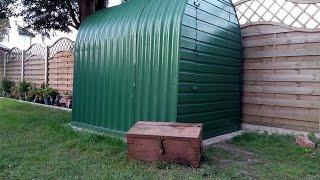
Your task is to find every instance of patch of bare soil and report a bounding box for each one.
[206,143,267,178]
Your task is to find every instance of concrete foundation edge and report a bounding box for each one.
[0,97,72,112]
[202,123,320,147]
[241,123,320,139]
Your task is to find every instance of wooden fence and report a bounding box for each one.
[48,52,74,93]
[0,50,5,80]
[237,0,320,133]
[0,38,75,94]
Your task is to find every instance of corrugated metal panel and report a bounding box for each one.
[73,0,146,134]
[177,0,242,138]
[134,0,187,122]
[73,0,188,134]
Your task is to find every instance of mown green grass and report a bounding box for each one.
[0,98,319,179]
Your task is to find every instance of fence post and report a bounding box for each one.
[21,50,25,81]
[3,52,6,78]
[45,46,49,85]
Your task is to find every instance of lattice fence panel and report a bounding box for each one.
[25,44,46,60]
[24,56,45,86]
[48,38,75,59]
[48,52,74,94]
[235,0,320,30]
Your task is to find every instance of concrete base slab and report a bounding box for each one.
[203,131,243,147]
[202,123,320,147]
[70,124,126,141]
[242,123,320,139]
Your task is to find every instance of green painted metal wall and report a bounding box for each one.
[178,0,242,138]
[73,0,188,134]
[73,0,144,134]
[73,0,242,139]
[134,0,187,123]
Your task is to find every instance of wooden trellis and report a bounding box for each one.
[235,0,320,31]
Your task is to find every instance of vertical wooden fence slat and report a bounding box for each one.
[3,52,6,78]
[21,51,25,81]
[45,46,49,85]
[0,51,4,80]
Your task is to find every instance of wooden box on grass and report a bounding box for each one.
[126,121,203,168]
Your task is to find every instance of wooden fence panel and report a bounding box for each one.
[0,60,3,80]
[48,52,74,94]
[242,24,320,133]
[0,51,4,80]
[6,58,21,83]
[24,56,45,86]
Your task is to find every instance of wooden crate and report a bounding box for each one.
[126,121,203,167]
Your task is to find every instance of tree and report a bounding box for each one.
[0,0,13,41]
[18,0,109,37]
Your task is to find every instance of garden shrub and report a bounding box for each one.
[0,79,15,97]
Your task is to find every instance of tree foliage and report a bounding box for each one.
[19,0,108,37]
[0,0,13,41]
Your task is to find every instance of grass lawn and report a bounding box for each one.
[0,98,319,179]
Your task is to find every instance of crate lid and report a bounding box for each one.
[126,121,203,139]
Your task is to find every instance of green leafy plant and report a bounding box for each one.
[0,86,3,97]
[42,87,50,98]
[42,87,59,97]
[11,86,20,99]
[48,88,59,97]
[41,86,59,105]
[31,87,44,103]
[0,79,15,97]
[26,86,38,102]
[18,80,31,94]
[17,80,32,100]
[308,132,320,147]
[36,88,44,98]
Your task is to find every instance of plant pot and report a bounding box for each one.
[33,96,38,103]
[27,96,34,102]
[19,93,26,101]
[44,96,50,105]
[54,95,61,106]
[66,99,72,109]
[50,96,56,106]
[19,96,24,101]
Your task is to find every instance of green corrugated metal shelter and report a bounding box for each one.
[72,0,242,139]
